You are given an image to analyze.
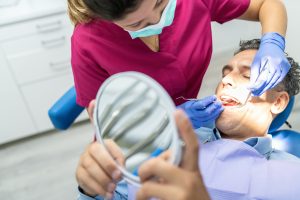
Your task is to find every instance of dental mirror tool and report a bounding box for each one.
[93,72,182,187]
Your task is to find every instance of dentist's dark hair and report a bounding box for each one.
[235,39,300,97]
[68,0,141,25]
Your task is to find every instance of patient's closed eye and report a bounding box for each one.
[243,74,250,79]
[240,66,251,79]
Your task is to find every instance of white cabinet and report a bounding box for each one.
[21,74,74,132]
[5,34,72,85]
[0,7,87,144]
[0,48,36,143]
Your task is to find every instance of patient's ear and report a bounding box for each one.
[270,91,289,115]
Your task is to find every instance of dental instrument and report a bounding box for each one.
[125,114,169,159]
[99,83,150,138]
[112,95,159,141]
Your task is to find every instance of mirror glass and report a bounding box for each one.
[93,72,181,186]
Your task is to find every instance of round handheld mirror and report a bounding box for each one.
[93,72,182,187]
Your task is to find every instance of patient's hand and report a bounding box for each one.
[86,100,95,124]
[136,110,210,200]
[76,139,125,198]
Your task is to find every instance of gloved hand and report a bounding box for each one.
[250,32,291,96]
[177,95,224,129]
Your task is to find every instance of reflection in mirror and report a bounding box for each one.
[94,72,181,186]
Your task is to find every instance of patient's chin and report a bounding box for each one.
[216,110,240,132]
[216,114,231,130]
[216,118,242,139]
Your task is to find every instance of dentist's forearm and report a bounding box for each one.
[259,0,287,36]
[239,0,287,37]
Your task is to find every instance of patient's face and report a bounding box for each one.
[215,49,275,140]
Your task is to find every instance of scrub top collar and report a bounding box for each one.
[195,126,273,159]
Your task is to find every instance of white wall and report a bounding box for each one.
[285,0,300,63]
[199,0,300,131]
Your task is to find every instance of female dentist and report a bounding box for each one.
[68,0,289,128]
[71,0,291,197]
[68,0,290,129]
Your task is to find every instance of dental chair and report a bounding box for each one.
[268,96,300,158]
[268,96,300,157]
[48,87,299,157]
[48,86,84,130]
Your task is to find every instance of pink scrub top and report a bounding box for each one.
[71,0,250,107]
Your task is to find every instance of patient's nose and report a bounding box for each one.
[222,74,235,88]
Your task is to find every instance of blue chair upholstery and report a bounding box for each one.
[48,86,84,130]
[267,96,300,158]
[272,130,300,158]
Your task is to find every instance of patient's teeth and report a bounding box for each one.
[220,95,241,106]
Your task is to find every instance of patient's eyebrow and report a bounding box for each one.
[240,65,251,73]
[222,65,232,74]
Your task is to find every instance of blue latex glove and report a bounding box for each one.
[177,95,224,129]
[250,32,291,96]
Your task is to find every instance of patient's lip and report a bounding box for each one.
[220,86,250,104]
[219,93,241,106]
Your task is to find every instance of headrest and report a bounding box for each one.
[48,86,84,130]
[269,96,295,133]
[271,129,300,158]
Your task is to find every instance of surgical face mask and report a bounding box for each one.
[126,0,177,39]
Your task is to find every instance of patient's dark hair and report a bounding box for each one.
[235,39,300,97]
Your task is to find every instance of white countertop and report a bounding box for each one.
[0,0,67,26]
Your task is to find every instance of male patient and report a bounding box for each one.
[76,39,300,200]
[134,39,300,200]
[195,39,300,160]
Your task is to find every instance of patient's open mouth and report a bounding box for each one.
[220,95,241,107]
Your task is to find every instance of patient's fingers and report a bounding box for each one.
[174,110,199,172]
[136,182,178,200]
[105,139,125,166]
[76,142,120,197]
[140,110,199,180]
[77,159,114,195]
[158,150,171,161]
[88,142,122,181]
[138,157,183,184]
[87,100,95,123]
[76,166,107,196]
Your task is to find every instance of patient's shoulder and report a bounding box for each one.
[270,149,300,162]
